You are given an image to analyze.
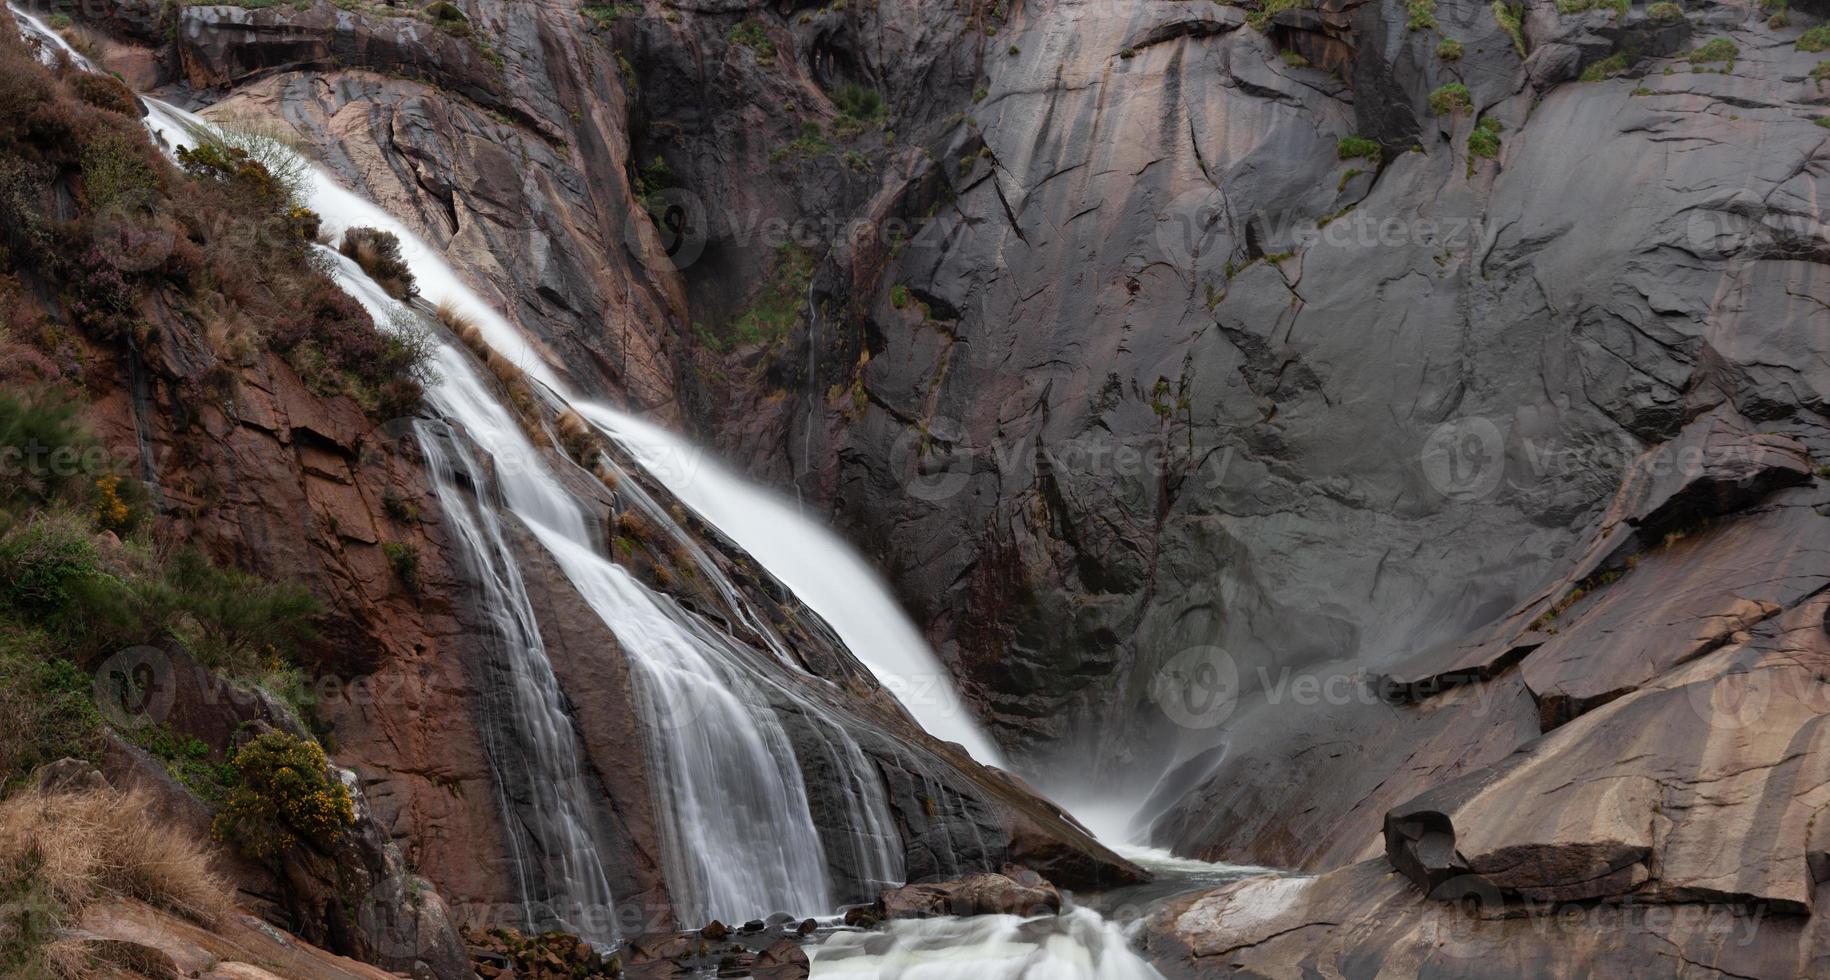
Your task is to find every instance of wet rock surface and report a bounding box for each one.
[39,0,1830,973]
[877,870,1063,919]
[462,921,814,979]
[48,0,1140,950]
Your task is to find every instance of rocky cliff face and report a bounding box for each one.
[653,0,1827,971]
[38,0,1830,972]
[25,0,1138,969]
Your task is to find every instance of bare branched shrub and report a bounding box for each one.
[211,116,311,207]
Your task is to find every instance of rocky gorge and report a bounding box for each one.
[2,0,1828,974]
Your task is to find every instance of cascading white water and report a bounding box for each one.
[9,14,1193,971]
[808,908,1166,980]
[578,407,1006,766]
[122,77,893,926]
[520,525,838,921]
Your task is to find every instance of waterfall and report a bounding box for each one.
[58,51,899,926]
[413,417,621,935]
[578,408,1006,767]
[7,17,1163,974]
[808,908,1166,980]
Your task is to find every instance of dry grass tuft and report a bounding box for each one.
[555,409,601,463]
[482,347,524,389]
[594,463,621,492]
[616,509,657,545]
[0,786,234,927]
[435,301,487,360]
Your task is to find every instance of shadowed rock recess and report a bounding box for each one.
[15,0,1830,972]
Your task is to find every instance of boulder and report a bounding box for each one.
[877,872,1062,920]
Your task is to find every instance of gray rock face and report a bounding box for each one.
[693,0,1830,833]
[59,0,1830,971]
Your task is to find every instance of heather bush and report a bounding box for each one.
[340,226,418,299]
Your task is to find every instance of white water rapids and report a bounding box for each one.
[6,10,1272,974]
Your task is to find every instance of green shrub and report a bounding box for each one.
[1646,1,1683,18]
[1247,0,1309,31]
[381,486,419,524]
[424,0,470,35]
[1800,26,1830,52]
[708,244,814,351]
[1437,37,1463,60]
[633,154,675,215]
[1428,82,1472,114]
[1406,0,1436,31]
[1468,117,1502,159]
[1689,38,1738,64]
[1337,136,1381,162]
[833,83,886,120]
[150,547,320,676]
[212,732,354,860]
[1493,1,1525,56]
[770,122,832,165]
[128,725,236,803]
[1580,52,1631,81]
[1813,61,1830,87]
[728,20,775,61]
[0,389,108,514]
[0,636,101,790]
[581,3,638,28]
[1280,49,1309,67]
[0,514,100,620]
[80,128,162,211]
[176,139,295,216]
[382,541,420,593]
[889,283,910,309]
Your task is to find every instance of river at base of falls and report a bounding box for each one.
[803,847,1275,979]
